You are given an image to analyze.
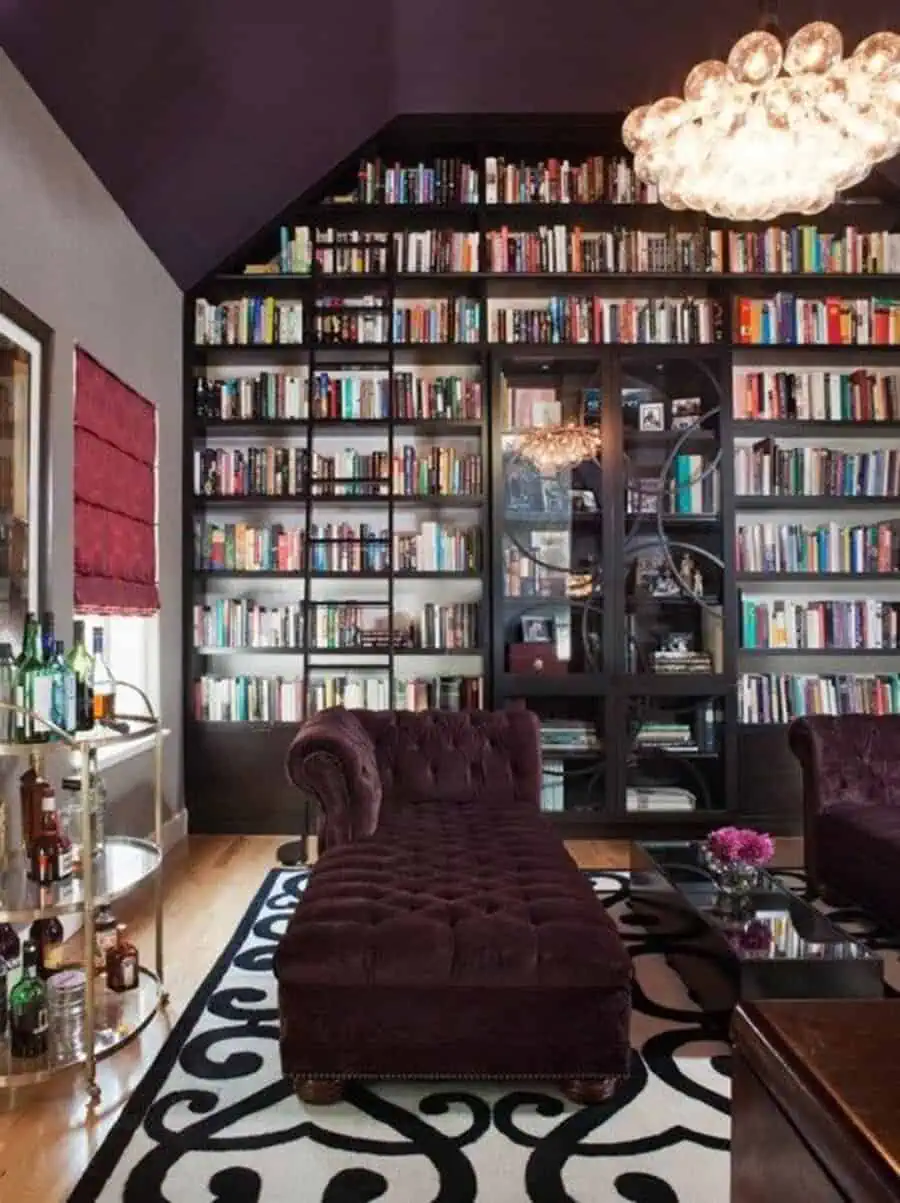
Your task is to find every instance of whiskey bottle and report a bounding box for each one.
[66,621,94,732]
[20,752,52,853]
[93,908,118,973]
[0,922,21,995]
[28,792,73,884]
[29,916,65,979]
[91,628,115,723]
[106,924,139,992]
[9,940,49,1057]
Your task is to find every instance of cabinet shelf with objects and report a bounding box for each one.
[0,613,168,1099]
[184,112,900,838]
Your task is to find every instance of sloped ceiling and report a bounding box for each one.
[1,0,897,287]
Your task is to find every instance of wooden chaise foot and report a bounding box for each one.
[560,1076,619,1105]
[293,1076,344,1105]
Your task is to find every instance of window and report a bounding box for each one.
[78,612,160,715]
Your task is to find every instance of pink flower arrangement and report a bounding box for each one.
[706,826,774,867]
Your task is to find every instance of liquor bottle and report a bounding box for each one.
[20,752,52,854]
[93,908,118,973]
[40,611,56,662]
[28,792,73,884]
[66,621,94,732]
[15,614,50,744]
[0,922,21,995]
[51,640,77,734]
[91,627,115,722]
[9,940,49,1057]
[29,916,64,979]
[0,641,16,743]
[106,924,139,992]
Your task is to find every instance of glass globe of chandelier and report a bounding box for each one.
[518,422,602,474]
[622,14,900,221]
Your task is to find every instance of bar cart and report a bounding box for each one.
[0,683,169,1101]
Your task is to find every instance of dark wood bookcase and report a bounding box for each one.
[183,114,900,836]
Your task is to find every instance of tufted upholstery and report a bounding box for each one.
[287,707,542,851]
[789,715,900,927]
[276,707,632,1083]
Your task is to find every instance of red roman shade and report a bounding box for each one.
[74,348,159,615]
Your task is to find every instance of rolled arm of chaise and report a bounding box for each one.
[285,708,383,850]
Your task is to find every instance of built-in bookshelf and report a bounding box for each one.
[184,114,900,836]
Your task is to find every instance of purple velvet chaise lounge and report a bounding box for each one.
[274,707,632,1105]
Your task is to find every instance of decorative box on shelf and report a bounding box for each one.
[508,642,567,676]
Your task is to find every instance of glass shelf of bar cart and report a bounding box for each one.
[0,682,169,1099]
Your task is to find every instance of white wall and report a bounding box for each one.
[0,49,183,828]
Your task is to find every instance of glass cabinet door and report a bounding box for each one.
[0,312,42,646]
[499,359,609,819]
[618,351,729,820]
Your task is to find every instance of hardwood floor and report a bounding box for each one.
[0,832,804,1200]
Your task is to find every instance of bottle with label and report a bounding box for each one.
[0,641,17,743]
[0,922,21,996]
[28,792,73,884]
[20,753,52,854]
[94,908,118,973]
[29,916,65,979]
[51,640,77,735]
[91,627,115,723]
[106,924,139,992]
[15,613,50,744]
[9,940,49,1057]
[66,621,94,732]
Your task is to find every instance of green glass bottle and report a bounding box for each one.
[9,939,49,1058]
[15,614,50,744]
[51,640,77,735]
[66,621,94,733]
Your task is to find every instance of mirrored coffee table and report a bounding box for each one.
[630,840,884,1013]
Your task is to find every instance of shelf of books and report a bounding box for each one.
[185,117,900,833]
[733,348,900,773]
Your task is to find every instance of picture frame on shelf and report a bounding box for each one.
[671,396,703,431]
[521,614,555,644]
[570,488,597,512]
[639,401,665,432]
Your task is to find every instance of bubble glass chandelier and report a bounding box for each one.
[517,422,602,475]
[622,11,900,222]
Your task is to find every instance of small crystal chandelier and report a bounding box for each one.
[623,9,900,221]
[518,422,602,475]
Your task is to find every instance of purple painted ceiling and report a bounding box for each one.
[1,0,897,287]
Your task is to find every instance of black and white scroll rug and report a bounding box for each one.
[68,868,900,1203]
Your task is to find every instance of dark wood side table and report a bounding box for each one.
[732,1000,900,1203]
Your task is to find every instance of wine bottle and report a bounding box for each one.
[9,940,49,1058]
[0,922,21,995]
[15,614,50,744]
[0,641,17,743]
[91,627,115,722]
[67,621,94,732]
